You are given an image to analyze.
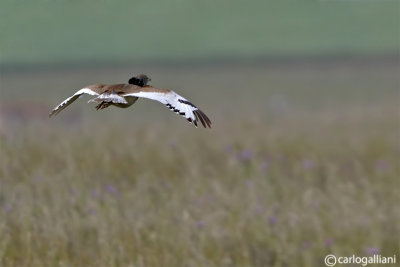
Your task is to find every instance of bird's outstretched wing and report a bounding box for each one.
[88,94,128,104]
[123,87,211,128]
[49,88,99,117]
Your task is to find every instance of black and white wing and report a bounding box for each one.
[123,89,211,128]
[49,88,99,117]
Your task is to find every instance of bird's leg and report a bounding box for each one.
[95,101,111,110]
[95,102,103,110]
[101,102,111,109]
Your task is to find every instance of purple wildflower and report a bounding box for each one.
[69,188,76,196]
[302,159,315,170]
[302,241,313,249]
[87,208,96,216]
[106,185,117,194]
[375,160,388,172]
[238,149,254,162]
[261,157,270,171]
[160,180,170,190]
[91,189,100,198]
[195,194,215,207]
[5,205,11,212]
[245,179,254,189]
[168,141,176,150]
[255,204,264,214]
[324,238,334,247]
[268,215,278,225]
[366,247,379,255]
[34,175,42,183]
[224,144,233,154]
[195,220,205,228]
[278,155,286,162]
[312,200,320,209]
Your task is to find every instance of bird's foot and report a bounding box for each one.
[95,101,111,110]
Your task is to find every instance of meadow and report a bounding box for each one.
[0,59,399,266]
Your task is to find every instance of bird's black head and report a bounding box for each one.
[128,74,151,87]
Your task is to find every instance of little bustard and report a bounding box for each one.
[49,75,211,128]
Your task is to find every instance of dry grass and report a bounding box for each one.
[0,63,399,266]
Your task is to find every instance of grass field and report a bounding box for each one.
[0,59,399,266]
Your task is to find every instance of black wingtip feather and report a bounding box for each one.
[194,110,206,128]
[165,101,211,128]
[197,109,212,128]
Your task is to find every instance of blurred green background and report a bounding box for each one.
[1,0,399,65]
[0,1,399,266]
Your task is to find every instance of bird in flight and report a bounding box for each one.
[49,74,211,128]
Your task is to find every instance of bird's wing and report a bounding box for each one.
[88,93,128,104]
[123,87,211,128]
[49,88,99,117]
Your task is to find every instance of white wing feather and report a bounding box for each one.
[123,91,211,128]
[49,88,99,117]
[88,94,128,104]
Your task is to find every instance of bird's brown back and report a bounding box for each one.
[87,84,170,95]
[122,85,170,94]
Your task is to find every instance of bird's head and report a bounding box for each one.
[128,74,151,87]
